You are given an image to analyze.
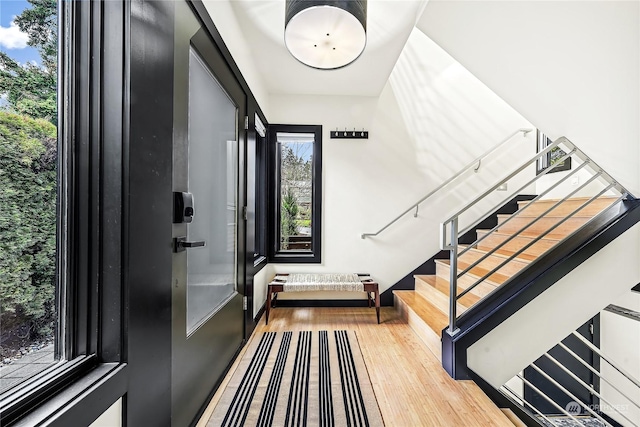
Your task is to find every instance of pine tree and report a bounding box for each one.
[0,0,57,123]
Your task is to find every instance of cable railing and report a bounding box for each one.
[440,136,635,335]
[500,317,640,426]
[360,128,533,239]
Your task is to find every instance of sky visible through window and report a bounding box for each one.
[0,1,41,66]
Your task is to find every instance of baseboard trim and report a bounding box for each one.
[253,304,265,323]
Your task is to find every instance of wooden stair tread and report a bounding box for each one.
[393,290,448,337]
[436,259,510,285]
[415,274,438,286]
[498,213,596,219]
[415,274,482,307]
[516,197,618,216]
[486,248,537,262]
[517,196,617,205]
[459,245,532,264]
[477,229,564,241]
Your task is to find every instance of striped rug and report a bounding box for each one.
[208,330,385,427]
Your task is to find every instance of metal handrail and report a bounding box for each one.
[500,327,640,427]
[543,352,640,412]
[440,137,563,238]
[456,148,578,239]
[501,385,560,427]
[360,128,532,239]
[457,182,615,304]
[442,136,636,335]
[457,159,589,276]
[517,374,588,425]
[528,363,615,426]
[455,177,610,298]
[571,331,640,389]
[558,341,640,409]
[457,150,581,250]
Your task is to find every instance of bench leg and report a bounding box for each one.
[375,287,380,324]
[368,292,372,308]
[266,287,272,325]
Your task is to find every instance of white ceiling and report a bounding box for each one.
[228,0,427,97]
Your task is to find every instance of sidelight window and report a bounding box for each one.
[268,125,322,263]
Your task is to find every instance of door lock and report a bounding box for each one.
[173,192,195,223]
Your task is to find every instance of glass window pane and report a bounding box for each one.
[277,133,314,252]
[186,48,238,335]
[0,0,59,392]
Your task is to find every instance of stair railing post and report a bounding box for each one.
[448,217,459,334]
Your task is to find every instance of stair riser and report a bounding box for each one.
[516,197,616,217]
[495,215,590,237]
[416,275,481,309]
[415,279,469,315]
[458,248,529,277]
[435,262,497,297]
[476,231,557,258]
[395,295,442,361]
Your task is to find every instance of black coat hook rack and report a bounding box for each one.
[330,128,368,139]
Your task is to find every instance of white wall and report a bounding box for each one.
[418,1,640,197]
[467,222,640,388]
[600,291,640,425]
[252,265,269,319]
[201,0,270,117]
[421,2,640,393]
[260,29,534,303]
[90,398,122,427]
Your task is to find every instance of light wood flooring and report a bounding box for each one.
[197,307,518,427]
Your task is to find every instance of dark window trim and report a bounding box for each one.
[268,124,322,264]
[1,0,127,424]
[254,110,268,264]
[13,363,127,427]
[0,356,96,424]
[536,129,572,175]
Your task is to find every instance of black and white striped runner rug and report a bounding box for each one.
[208,330,385,427]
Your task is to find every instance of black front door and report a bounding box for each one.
[171,2,246,425]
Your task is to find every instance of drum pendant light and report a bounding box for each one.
[284,0,367,70]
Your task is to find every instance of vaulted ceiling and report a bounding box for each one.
[226,0,428,97]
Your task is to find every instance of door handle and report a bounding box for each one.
[174,237,206,253]
[181,241,205,248]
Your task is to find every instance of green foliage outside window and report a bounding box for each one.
[0,112,57,351]
[280,189,299,250]
[0,0,58,360]
[279,142,312,250]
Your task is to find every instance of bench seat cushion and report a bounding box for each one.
[275,273,365,292]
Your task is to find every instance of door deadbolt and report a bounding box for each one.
[173,192,195,223]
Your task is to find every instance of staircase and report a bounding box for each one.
[365,133,640,425]
[394,196,619,359]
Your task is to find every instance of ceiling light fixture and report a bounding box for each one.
[284,0,367,70]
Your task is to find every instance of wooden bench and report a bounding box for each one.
[266,273,380,324]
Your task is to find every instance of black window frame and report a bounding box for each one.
[536,129,572,175]
[267,124,322,264]
[0,1,127,425]
[253,112,268,266]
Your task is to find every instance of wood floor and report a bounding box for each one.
[197,307,518,427]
